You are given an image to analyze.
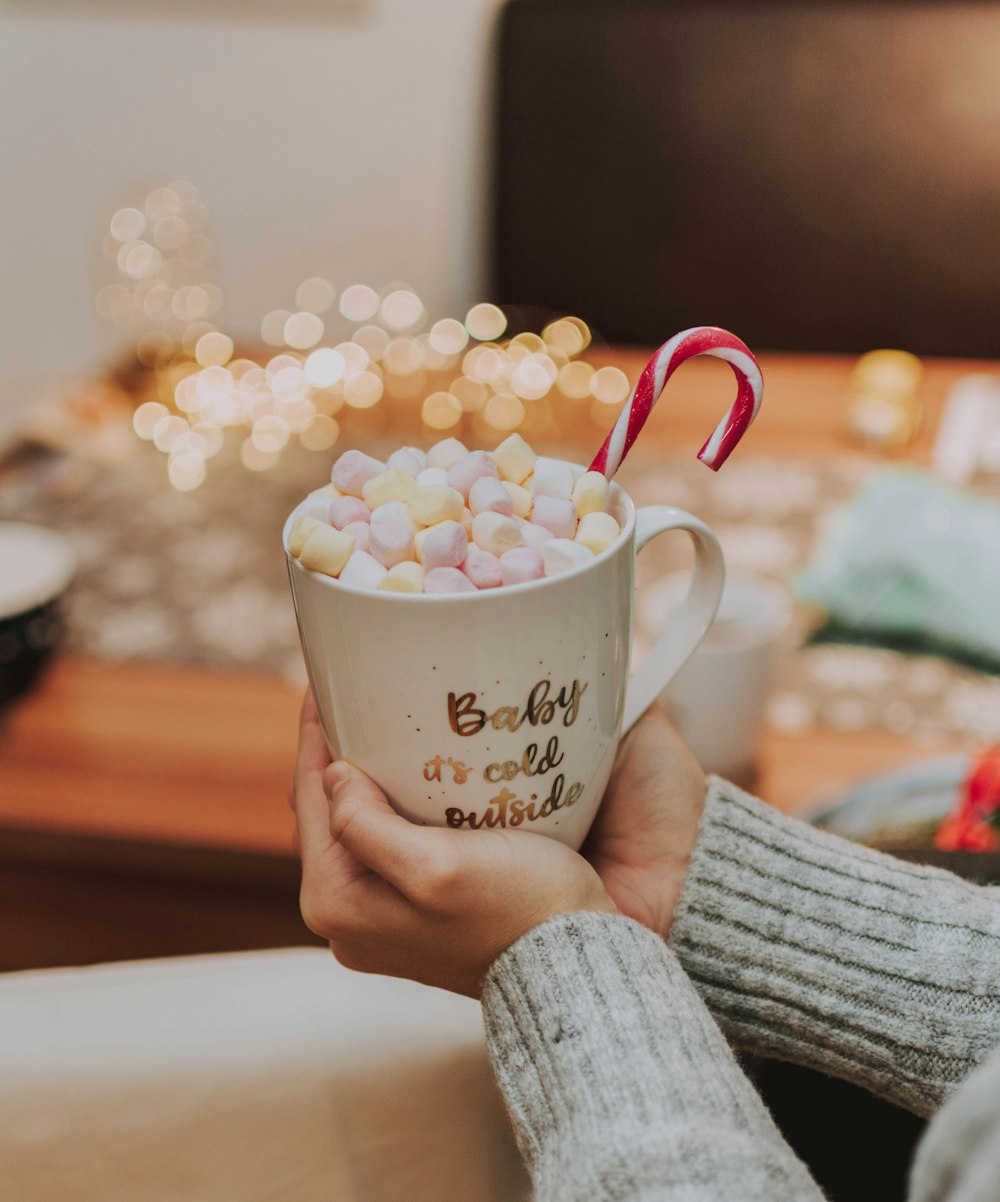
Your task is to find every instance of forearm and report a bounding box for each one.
[670,777,1000,1117]
[482,911,824,1202]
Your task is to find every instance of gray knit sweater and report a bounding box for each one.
[482,777,1000,1201]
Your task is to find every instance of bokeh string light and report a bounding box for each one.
[101,183,606,490]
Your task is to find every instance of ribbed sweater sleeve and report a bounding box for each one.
[482,911,825,1202]
[670,777,1000,1118]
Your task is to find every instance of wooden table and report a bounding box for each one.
[0,350,979,970]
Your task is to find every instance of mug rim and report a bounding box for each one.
[283,466,637,603]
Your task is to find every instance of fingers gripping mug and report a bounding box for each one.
[285,469,724,849]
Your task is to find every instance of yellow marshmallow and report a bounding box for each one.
[309,483,342,500]
[575,511,620,555]
[472,511,523,556]
[407,485,464,527]
[493,433,536,485]
[288,514,322,557]
[362,468,415,510]
[572,471,610,517]
[378,561,426,593]
[502,481,533,518]
[299,524,356,577]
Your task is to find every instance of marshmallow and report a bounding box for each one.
[424,566,477,595]
[330,496,371,530]
[362,468,415,510]
[469,476,514,517]
[296,496,334,523]
[342,520,370,553]
[370,501,416,531]
[378,561,426,593]
[338,550,387,589]
[472,512,523,556]
[530,456,574,501]
[403,445,427,469]
[462,547,503,589]
[387,447,424,477]
[461,506,475,535]
[500,547,545,586]
[299,525,355,577]
[448,451,498,499]
[407,485,464,527]
[309,483,342,500]
[501,481,533,518]
[515,518,555,550]
[416,520,468,569]
[572,470,611,517]
[368,516,415,568]
[493,432,536,485]
[542,538,594,577]
[575,511,621,555]
[531,495,578,540]
[416,467,450,489]
[425,437,468,471]
[331,449,386,497]
[288,514,322,557]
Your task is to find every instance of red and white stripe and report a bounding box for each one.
[589,327,763,478]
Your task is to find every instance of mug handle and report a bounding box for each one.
[622,505,726,735]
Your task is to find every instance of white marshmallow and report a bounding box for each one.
[516,518,556,549]
[469,476,514,517]
[370,501,416,531]
[531,495,578,540]
[331,449,387,497]
[368,515,415,568]
[542,538,594,577]
[296,496,334,523]
[416,520,468,569]
[338,550,388,590]
[472,511,523,556]
[416,467,450,488]
[530,456,574,501]
[500,547,544,586]
[424,567,477,594]
[386,447,424,477]
[425,438,468,471]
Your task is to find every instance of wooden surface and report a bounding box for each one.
[0,349,979,967]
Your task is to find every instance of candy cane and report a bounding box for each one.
[590,327,763,478]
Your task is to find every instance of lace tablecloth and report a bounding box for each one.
[3,440,999,748]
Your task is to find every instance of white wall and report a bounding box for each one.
[0,0,504,427]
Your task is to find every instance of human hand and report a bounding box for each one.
[292,691,618,998]
[583,705,706,940]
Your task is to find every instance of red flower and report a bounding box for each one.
[935,747,1000,852]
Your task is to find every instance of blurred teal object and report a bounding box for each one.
[798,470,1000,670]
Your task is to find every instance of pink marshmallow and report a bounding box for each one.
[330,495,372,530]
[387,447,423,477]
[419,520,468,569]
[530,496,578,540]
[462,547,503,589]
[500,547,545,586]
[448,451,498,500]
[331,450,387,498]
[515,518,556,549]
[368,515,414,568]
[469,476,514,517]
[342,521,370,552]
[424,566,478,595]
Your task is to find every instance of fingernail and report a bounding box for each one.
[326,762,349,790]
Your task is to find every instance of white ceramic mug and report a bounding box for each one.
[648,573,793,781]
[284,472,724,848]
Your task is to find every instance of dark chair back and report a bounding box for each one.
[494,0,1000,356]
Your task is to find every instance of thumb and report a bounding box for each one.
[324,762,446,893]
